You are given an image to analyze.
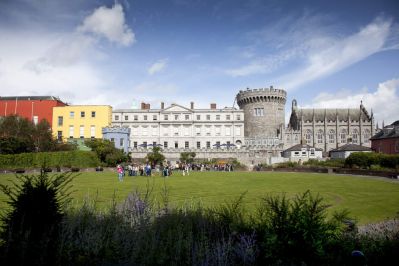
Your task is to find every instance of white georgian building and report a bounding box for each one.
[112,102,245,152]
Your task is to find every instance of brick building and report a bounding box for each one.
[0,96,67,126]
[370,120,399,154]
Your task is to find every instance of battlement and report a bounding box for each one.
[236,86,287,107]
[102,127,131,134]
[238,86,287,97]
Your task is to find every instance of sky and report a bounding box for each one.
[0,0,399,125]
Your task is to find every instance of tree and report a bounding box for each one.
[85,139,129,166]
[0,115,56,154]
[180,152,196,163]
[32,119,56,152]
[146,146,165,166]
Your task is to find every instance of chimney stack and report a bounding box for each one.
[210,103,216,109]
[190,101,194,109]
[141,102,150,110]
[161,102,165,109]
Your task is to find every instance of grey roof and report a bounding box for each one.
[330,144,372,152]
[370,121,399,140]
[283,144,323,152]
[0,96,63,101]
[293,107,371,122]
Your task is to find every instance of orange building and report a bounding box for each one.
[0,96,67,126]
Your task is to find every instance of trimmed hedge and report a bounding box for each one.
[0,151,101,170]
[345,152,399,169]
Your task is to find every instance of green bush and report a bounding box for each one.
[0,151,100,170]
[254,190,349,265]
[274,161,299,168]
[304,159,345,168]
[345,152,399,169]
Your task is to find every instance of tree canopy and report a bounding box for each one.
[146,146,165,166]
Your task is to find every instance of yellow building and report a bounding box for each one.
[52,105,112,141]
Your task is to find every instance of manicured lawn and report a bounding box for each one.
[1,170,398,224]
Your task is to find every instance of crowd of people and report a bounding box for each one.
[115,162,235,181]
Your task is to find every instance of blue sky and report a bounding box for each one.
[0,0,398,125]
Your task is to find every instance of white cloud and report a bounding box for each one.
[148,59,168,75]
[303,78,399,125]
[78,3,135,46]
[279,17,395,90]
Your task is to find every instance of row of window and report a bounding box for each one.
[57,111,96,126]
[303,120,370,123]
[132,141,233,149]
[114,114,241,121]
[302,129,371,144]
[58,125,97,139]
[130,125,242,137]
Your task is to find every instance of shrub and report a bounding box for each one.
[345,152,399,170]
[254,190,350,265]
[304,158,345,168]
[274,161,299,168]
[0,169,74,265]
[0,151,100,170]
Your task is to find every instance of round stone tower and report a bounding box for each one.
[236,86,287,138]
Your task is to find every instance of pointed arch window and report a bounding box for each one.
[328,129,335,143]
[305,129,312,144]
[317,129,324,144]
[340,129,347,144]
[352,129,359,143]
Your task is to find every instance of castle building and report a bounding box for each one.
[285,100,375,152]
[111,86,375,164]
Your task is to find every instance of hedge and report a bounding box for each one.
[345,152,399,169]
[0,151,101,170]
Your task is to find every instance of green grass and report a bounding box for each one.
[1,170,398,224]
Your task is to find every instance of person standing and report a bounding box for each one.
[117,165,124,182]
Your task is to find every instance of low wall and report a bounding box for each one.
[257,167,399,179]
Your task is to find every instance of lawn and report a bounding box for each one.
[0,170,398,224]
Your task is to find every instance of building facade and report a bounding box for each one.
[0,96,66,126]
[282,144,323,162]
[102,127,131,153]
[52,105,112,141]
[111,86,375,164]
[329,143,372,159]
[370,121,399,154]
[285,100,374,152]
[112,102,245,152]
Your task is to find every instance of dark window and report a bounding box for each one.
[58,116,63,126]
[185,141,189,148]
[81,111,85,118]
[57,131,62,141]
[144,115,147,121]
[197,141,200,149]
[91,111,96,118]
[164,141,168,148]
[133,141,137,148]
[115,115,119,121]
[175,142,178,148]
[206,141,211,148]
[125,115,128,121]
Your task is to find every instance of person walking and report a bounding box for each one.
[117,165,124,182]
